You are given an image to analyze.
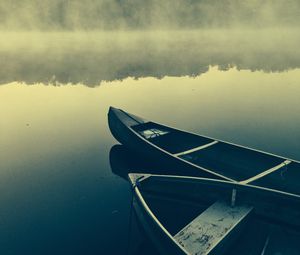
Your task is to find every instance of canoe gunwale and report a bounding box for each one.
[132,173,300,200]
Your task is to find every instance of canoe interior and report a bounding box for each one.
[227,220,300,255]
[131,122,298,182]
[144,191,300,255]
[110,107,145,127]
[134,175,300,255]
[179,142,284,181]
[139,176,300,225]
[132,122,213,154]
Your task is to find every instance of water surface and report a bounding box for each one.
[1,30,300,254]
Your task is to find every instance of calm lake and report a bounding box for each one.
[1,30,300,254]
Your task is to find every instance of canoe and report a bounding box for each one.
[129,173,300,255]
[108,107,300,195]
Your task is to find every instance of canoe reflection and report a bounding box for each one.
[109,144,161,254]
[109,144,169,181]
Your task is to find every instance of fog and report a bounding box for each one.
[0,1,300,86]
[0,0,299,30]
[0,29,299,86]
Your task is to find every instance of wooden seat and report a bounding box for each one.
[174,201,253,255]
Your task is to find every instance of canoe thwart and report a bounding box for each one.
[240,160,292,184]
[174,200,253,255]
[173,141,219,157]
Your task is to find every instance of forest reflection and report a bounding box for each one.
[1,29,299,86]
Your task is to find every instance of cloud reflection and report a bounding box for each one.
[1,29,300,86]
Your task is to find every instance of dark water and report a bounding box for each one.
[1,30,300,255]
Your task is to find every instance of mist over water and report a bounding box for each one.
[1,0,300,30]
[1,1,300,85]
[1,29,300,86]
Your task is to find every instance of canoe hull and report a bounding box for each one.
[129,174,300,255]
[108,107,224,179]
[108,107,300,196]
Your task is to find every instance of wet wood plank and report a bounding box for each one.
[174,201,253,255]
